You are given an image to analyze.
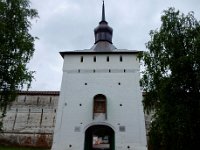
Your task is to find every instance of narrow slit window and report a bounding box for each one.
[107,56,109,62]
[81,56,83,62]
[120,56,123,62]
[94,56,96,62]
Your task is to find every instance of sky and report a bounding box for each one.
[28,0,200,91]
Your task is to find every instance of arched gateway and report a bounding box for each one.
[84,125,115,150]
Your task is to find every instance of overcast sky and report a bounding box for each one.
[28,0,200,91]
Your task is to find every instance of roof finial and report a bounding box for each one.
[92,0,116,50]
[101,0,106,22]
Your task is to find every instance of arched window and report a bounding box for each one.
[93,94,107,120]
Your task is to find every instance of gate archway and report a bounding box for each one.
[84,125,115,150]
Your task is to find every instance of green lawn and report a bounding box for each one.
[0,146,49,150]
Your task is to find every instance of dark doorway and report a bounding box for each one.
[84,125,115,150]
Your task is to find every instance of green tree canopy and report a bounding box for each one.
[0,0,38,125]
[139,8,200,150]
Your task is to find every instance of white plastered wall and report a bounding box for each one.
[52,53,147,150]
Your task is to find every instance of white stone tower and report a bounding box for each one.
[52,2,147,150]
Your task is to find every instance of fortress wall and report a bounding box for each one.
[0,91,59,148]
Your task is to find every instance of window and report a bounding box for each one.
[107,56,109,62]
[120,56,123,62]
[94,56,96,62]
[94,101,106,113]
[93,94,107,119]
[81,56,83,62]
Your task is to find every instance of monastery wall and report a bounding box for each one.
[0,91,59,148]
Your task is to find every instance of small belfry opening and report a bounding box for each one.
[93,94,107,120]
[84,125,115,150]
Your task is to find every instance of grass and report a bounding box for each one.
[0,146,49,150]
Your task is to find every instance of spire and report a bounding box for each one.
[101,0,106,22]
[93,0,115,48]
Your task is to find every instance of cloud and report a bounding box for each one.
[28,0,200,90]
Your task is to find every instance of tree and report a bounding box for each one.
[0,0,38,128]
[139,8,200,150]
